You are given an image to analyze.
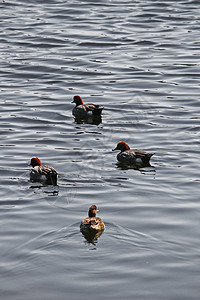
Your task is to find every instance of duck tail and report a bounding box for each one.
[149,152,155,158]
[92,106,104,116]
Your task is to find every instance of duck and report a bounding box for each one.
[112,141,155,165]
[80,205,105,232]
[72,95,104,118]
[30,157,58,185]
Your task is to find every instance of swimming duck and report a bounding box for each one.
[80,205,105,232]
[113,141,155,165]
[30,157,58,185]
[72,95,104,118]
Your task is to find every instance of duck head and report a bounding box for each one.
[72,95,84,106]
[30,157,42,167]
[88,205,98,217]
[112,141,130,152]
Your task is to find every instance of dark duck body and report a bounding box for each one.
[30,157,58,185]
[72,95,104,118]
[113,141,155,165]
[80,205,105,232]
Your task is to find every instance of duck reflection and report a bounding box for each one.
[81,229,104,245]
[74,115,102,125]
[116,161,156,174]
[29,184,59,195]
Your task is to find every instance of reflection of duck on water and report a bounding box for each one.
[80,205,104,244]
[81,229,104,245]
[74,115,102,125]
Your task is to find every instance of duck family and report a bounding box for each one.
[28,95,156,241]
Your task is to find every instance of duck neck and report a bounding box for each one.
[89,211,96,217]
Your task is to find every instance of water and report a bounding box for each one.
[1,0,200,299]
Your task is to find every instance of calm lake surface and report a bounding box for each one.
[0,0,200,299]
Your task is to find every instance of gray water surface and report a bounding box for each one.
[0,1,200,299]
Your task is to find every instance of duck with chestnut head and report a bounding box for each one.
[30,157,58,185]
[113,141,155,165]
[72,95,104,118]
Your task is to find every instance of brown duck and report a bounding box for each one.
[80,205,105,232]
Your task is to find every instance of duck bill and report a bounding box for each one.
[112,147,117,151]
